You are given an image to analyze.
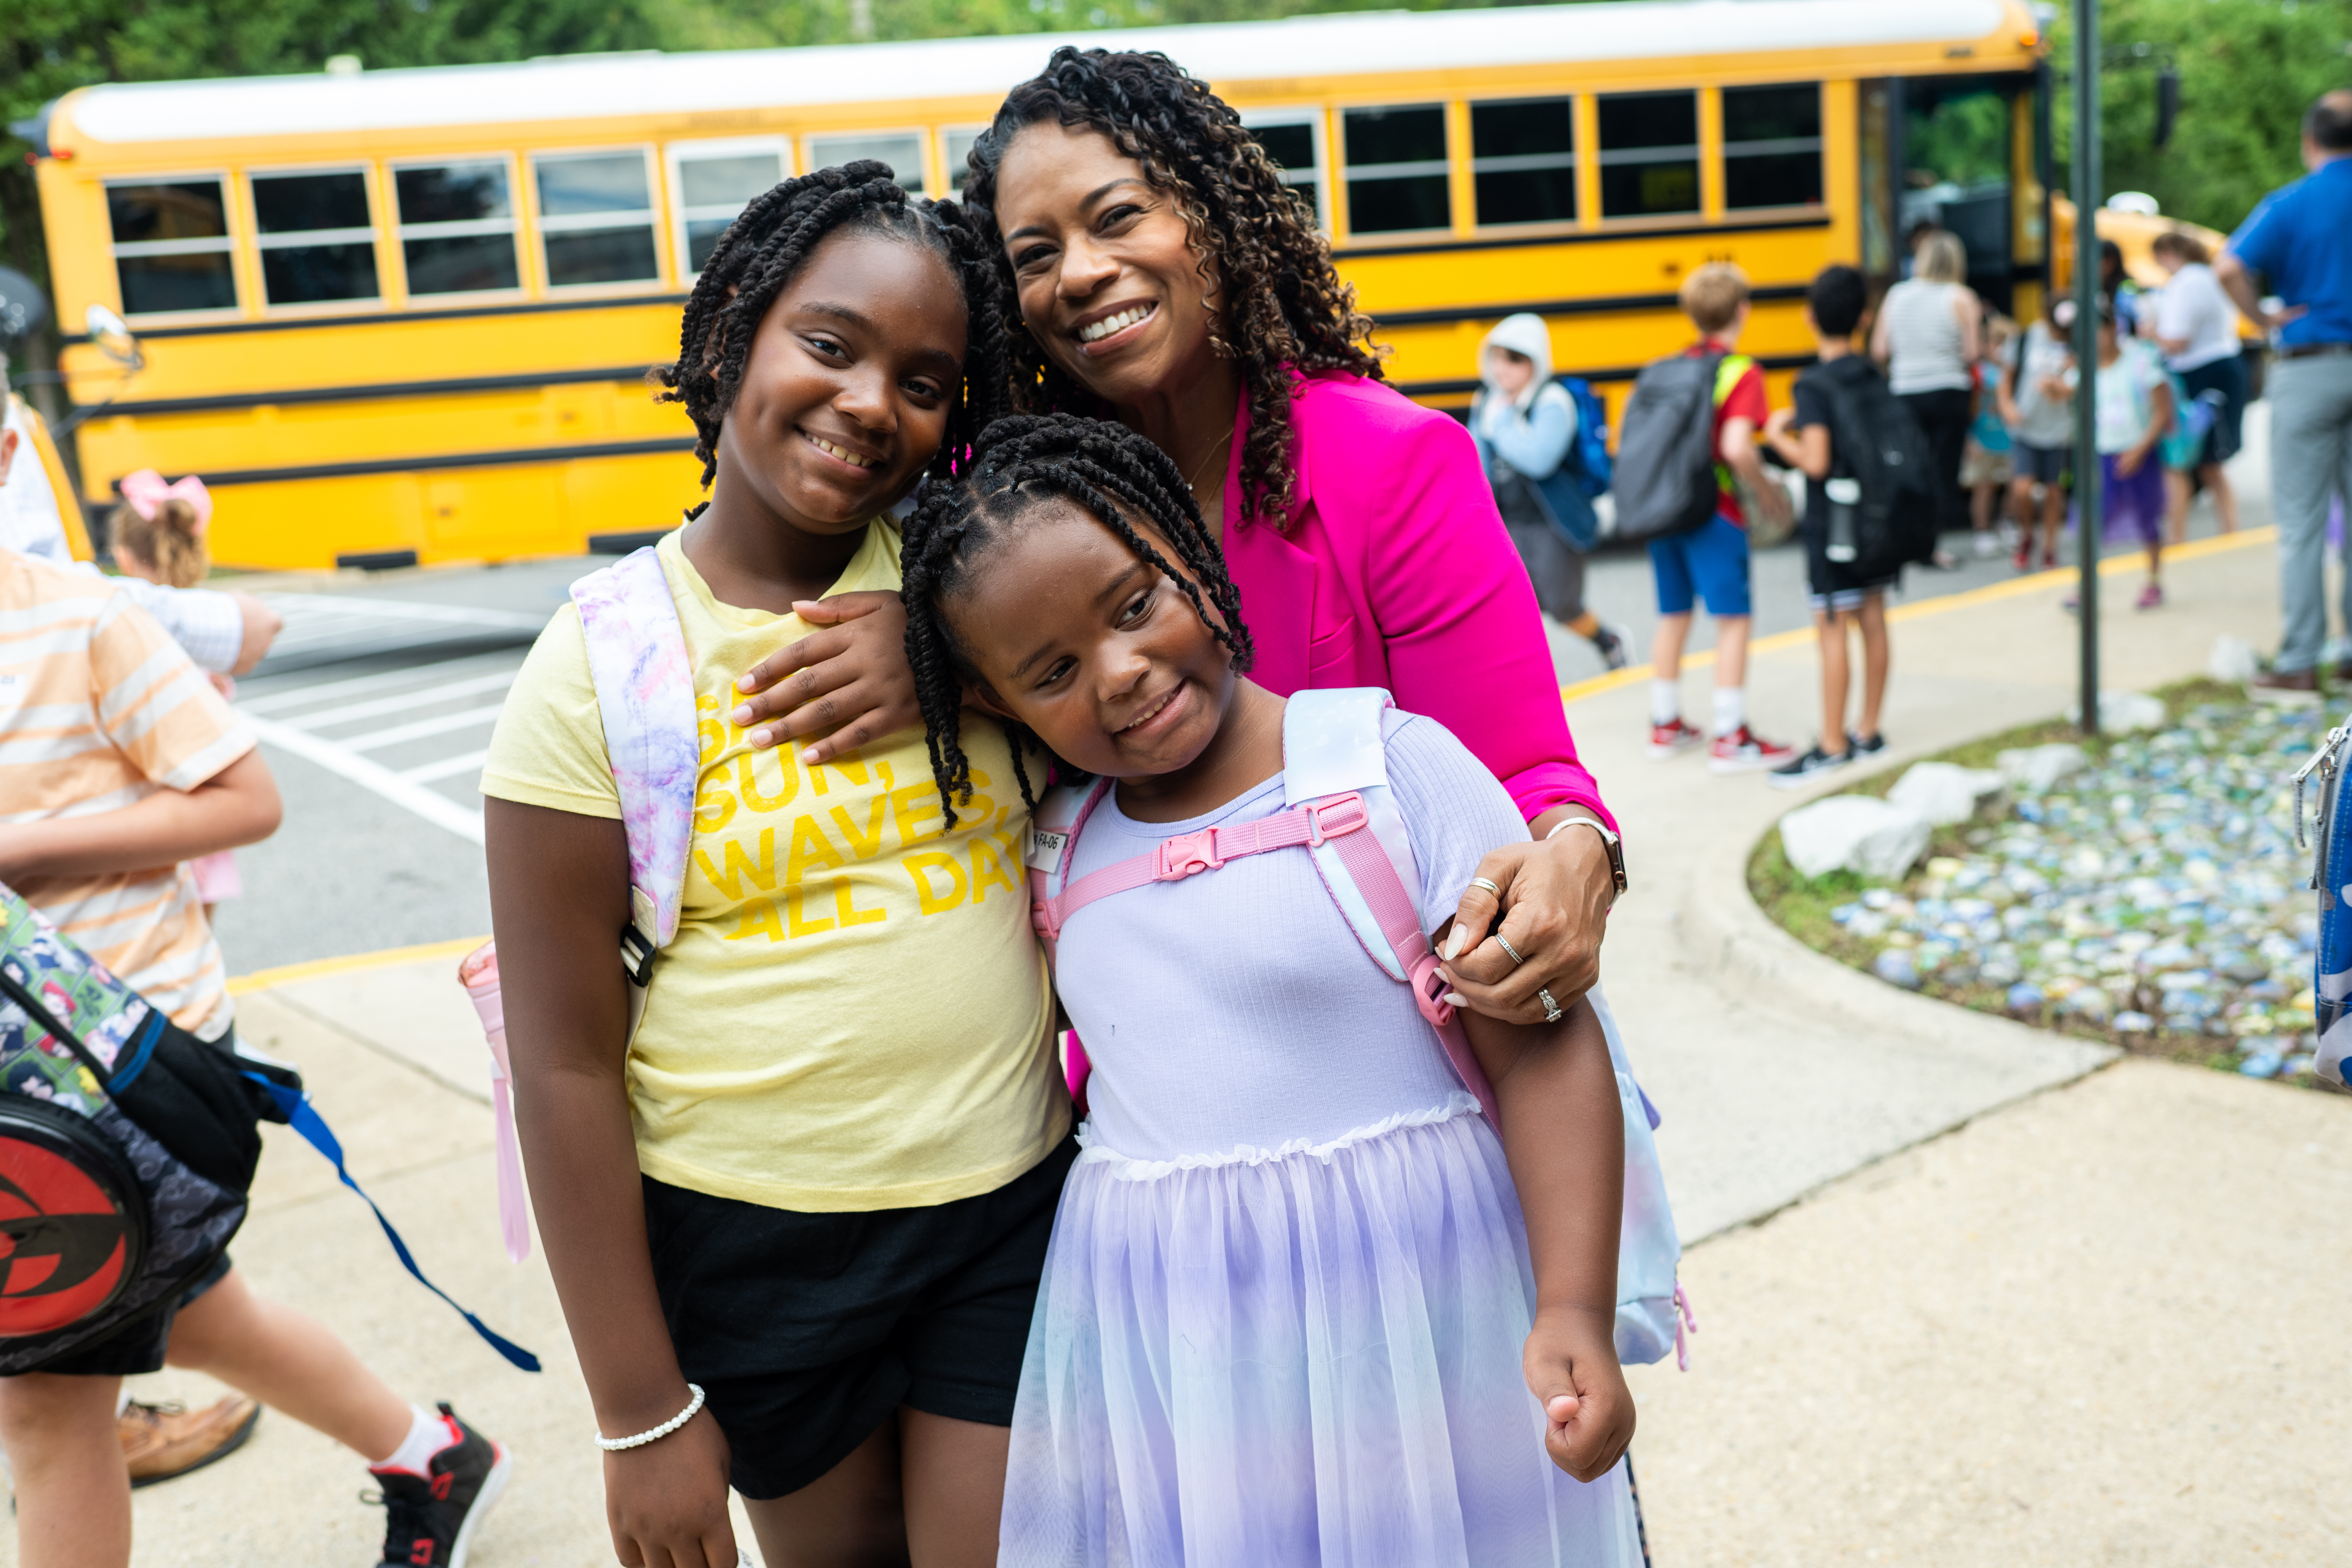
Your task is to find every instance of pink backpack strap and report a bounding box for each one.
[571,545,698,966]
[1033,792,1372,940]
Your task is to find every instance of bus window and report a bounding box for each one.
[1470,97,1577,228]
[1242,112,1325,230]
[806,132,926,194]
[943,128,985,193]
[534,151,662,289]
[1722,84,1823,210]
[107,179,237,317]
[1342,105,1449,236]
[251,169,381,308]
[671,142,788,277]
[394,161,521,297]
[1597,92,1699,219]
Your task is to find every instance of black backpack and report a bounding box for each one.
[1804,356,1935,580]
[1610,350,1724,543]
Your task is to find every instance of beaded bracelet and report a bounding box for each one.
[594,1383,705,1452]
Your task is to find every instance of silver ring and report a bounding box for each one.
[1494,933,1527,967]
[1539,988,1564,1023]
[1467,877,1503,899]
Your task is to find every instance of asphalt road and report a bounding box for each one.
[213,417,2268,974]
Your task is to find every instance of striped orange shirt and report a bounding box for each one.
[1,550,252,1038]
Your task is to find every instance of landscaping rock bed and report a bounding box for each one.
[1750,682,2336,1086]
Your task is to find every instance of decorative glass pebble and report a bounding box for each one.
[1824,695,2326,1080]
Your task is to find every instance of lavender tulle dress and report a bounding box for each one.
[1000,716,1641,1567]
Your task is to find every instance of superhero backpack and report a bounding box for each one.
[1024,688,1695,1369]
[0,888,538,1373]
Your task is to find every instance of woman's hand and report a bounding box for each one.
[728,591,917,765]
[1438,820,1614,1024]
[604,1406,738,1568]
[1522,1306,1635,1483]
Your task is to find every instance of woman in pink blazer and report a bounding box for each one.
[733,48,1620,1022]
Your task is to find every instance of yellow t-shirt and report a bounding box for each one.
[480,525,1065,1211]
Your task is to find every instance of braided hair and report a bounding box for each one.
[656,161,1009,492]
[901,413,1255,828]
[963,48,1383,531]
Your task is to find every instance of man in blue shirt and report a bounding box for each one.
[2221,90,2352,702]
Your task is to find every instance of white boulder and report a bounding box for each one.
[1887,761,2005,826]
[1996,742,2088,792]
[2207,634,2261,684]
[1780,795,1934,882]
[2064,689,2167,733]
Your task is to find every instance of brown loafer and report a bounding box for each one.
[2248,667,2321,706]
[120,1395,262,1487]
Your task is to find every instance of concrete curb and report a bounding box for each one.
[1672,803,2120,1242]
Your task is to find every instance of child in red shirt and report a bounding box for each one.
[1644,262,1797,774]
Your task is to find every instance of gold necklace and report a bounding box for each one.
[1184,429,1234,495]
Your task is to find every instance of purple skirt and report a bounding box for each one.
[2069,452,2168,544]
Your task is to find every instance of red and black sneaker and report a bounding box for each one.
[1707,724,1796,775]
[1647,718,1705,760]
[367,1405,511,1568]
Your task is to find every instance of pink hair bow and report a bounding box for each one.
[119,469,211,537]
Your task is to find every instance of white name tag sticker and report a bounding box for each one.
[1026,827,1068,874]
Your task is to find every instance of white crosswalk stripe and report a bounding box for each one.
[236,651,531,844]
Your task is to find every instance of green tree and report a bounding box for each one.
[0,0,661,308]
[2051,0,2352,234]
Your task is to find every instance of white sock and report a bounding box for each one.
[1712,688,1746,739]
[374,1404,454,1473]
[1650,679,1680,726]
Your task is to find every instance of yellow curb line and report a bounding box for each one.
[228,935,488,996]
[1558,525,2276,709]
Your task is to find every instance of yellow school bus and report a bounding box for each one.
[27,0,2049,568]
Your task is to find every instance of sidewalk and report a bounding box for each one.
[15,534,2347,1566]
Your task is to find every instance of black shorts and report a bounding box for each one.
[12,1252,233,1380]
[2012,441,2071,487]
[645,1137,1077,1500]
[2178,353,2248,468]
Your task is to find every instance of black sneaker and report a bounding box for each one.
[1847,731,1886,756]
[1768,744,1853,790]
[1590,621,1633,672]
[367,1405,511,1568]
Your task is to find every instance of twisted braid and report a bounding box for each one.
[901,413,1254,828]
[963,47,1383,532]
[656,162,1011,491]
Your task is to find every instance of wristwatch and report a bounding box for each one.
[1547,816,1628,899]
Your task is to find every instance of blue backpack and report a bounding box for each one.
[2297,720,2352,1087]
[1556,376,1612,501]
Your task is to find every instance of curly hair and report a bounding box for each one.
[900,413,1255,828]
[962,47,1382,531]
[656,160,1010,492]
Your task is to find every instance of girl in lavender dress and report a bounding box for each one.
[903,414,1642,1568]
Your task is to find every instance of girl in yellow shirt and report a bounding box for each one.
[481,164,1063,1568]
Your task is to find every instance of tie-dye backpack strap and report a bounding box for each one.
[572,545,699,973]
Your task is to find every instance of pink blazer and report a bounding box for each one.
[1220,371,1616,831]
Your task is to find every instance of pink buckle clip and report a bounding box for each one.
[1155,828,1224,880]
[1408,953,1456,1027]
[1031,900,1059,941]
[1305,792,1369,848]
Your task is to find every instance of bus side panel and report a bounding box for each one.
[205,472,426,571]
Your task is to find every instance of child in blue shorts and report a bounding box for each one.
[1645,262,1797,775]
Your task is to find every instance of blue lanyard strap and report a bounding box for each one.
[245,1074,541,1374]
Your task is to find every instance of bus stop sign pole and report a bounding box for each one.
[2072,0,2102,737]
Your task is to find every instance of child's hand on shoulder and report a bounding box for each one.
[1523,1304,1635,1483]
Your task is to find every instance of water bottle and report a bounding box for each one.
[1824,477,1861,563]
